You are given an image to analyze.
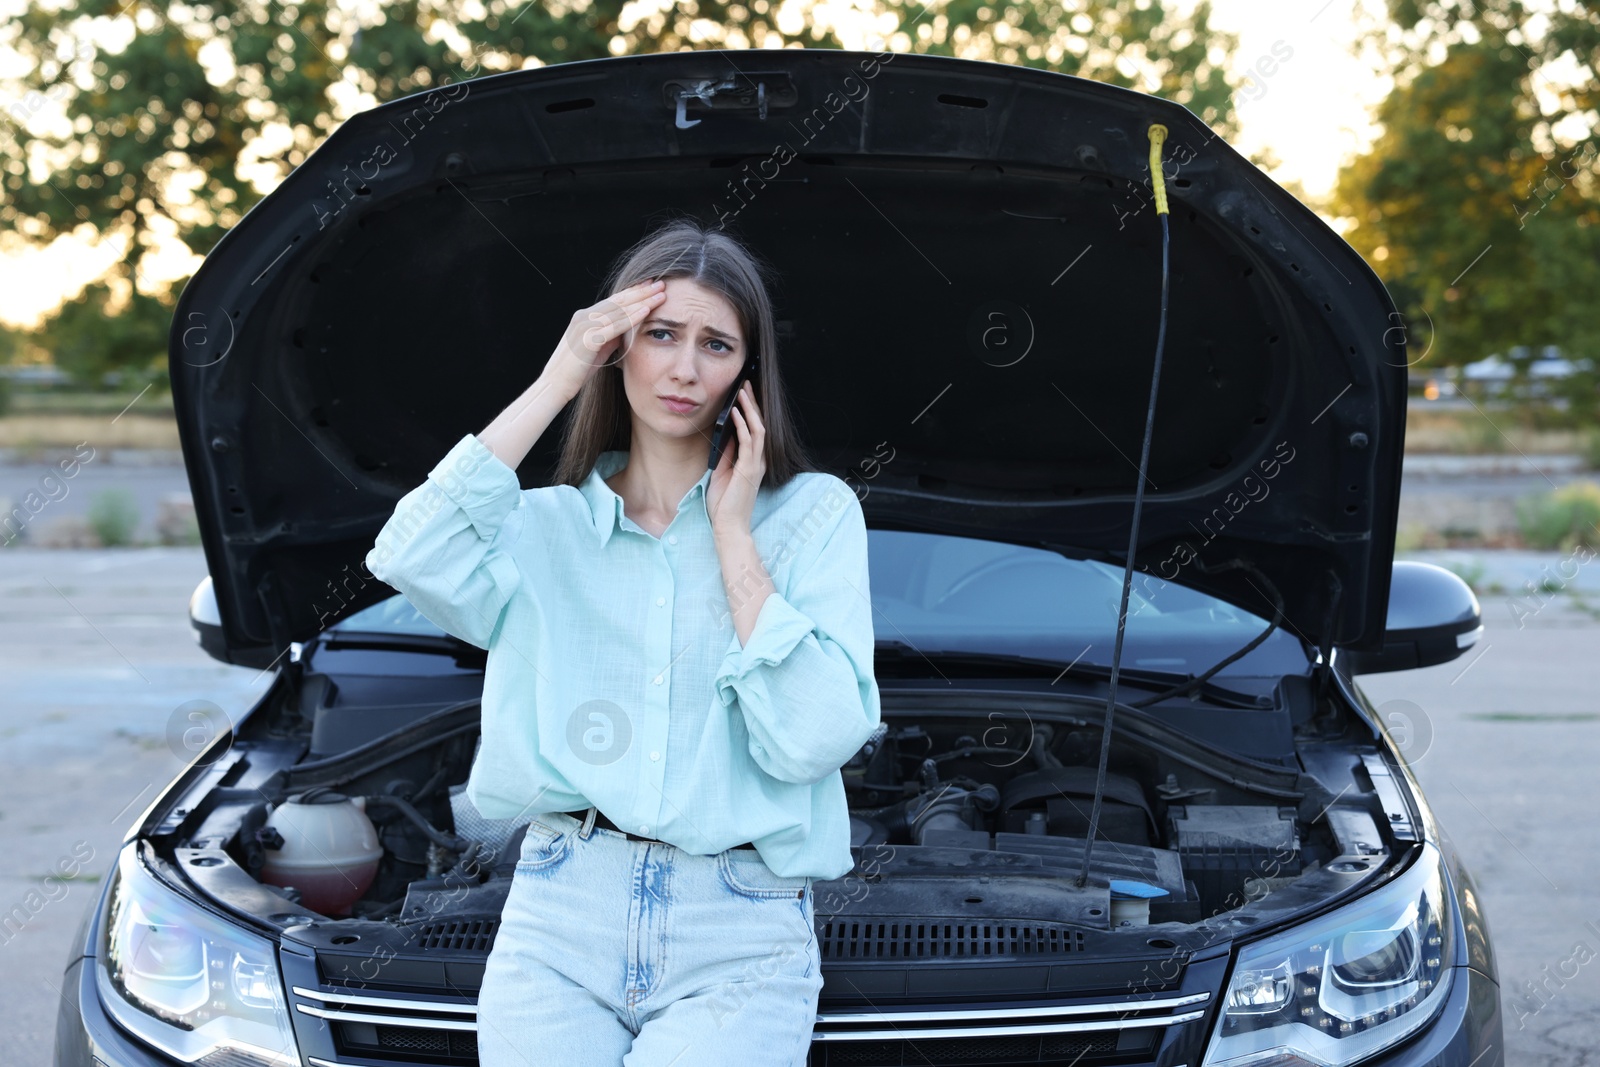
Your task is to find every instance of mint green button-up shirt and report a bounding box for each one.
[363,432,881,879]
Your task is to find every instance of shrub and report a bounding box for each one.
[1515,481,1600,551]
[87,488,141,546]
[1444,559,1488,593]
[1459,418,1509,454]
[155,496,200,546]
[1583,427,1600,471]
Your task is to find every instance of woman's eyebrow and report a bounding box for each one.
[643,316,739,343]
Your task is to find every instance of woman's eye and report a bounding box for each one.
[648,328,732,353]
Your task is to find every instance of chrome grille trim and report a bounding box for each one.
[291,985,476,1014]
[292,983,1208,1049]
[294,1003,478,1031]
[814,990,1209,1025]
[810,1009,1207,1041]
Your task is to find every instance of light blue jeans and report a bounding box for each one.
[476,806,823,1066]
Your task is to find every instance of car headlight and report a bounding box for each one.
[96,842,299,1066]
[1203,842,1455,1066]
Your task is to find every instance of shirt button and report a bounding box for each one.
[667,535,678,545]
[639,824,650,834]
[650,750,661,761]
[653,674,663,685]
[656,597,665,607]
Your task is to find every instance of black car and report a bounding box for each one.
[56,47,1501,1067]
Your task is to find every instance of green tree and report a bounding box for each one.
[0,323,14,416]
[1334,1,1600,375]
[42,280,172,388]
[2,1,1243,385]
[1370,0,1598,144]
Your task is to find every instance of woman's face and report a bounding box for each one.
[620,276,749,444]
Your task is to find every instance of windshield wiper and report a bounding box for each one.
[317,629,486,665]
[873,641,1271,709]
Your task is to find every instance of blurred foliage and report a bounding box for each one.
[1374,0,1599,142]
[1334,2,1600,374]
[1547,364,1600,427]
[1515,480,1600,551]
[156,498,202,545]
[1,0,1242,385]
[86,486,140,546]
[38,281,172,387]
[0,323,13,414]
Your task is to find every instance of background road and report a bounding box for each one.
[0,543,1594,1065]
[9,448,1594,545]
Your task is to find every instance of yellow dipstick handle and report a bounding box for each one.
[1147,123,1169,215]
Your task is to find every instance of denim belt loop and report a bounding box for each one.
[579,804,599,839]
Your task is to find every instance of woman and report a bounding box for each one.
[364,217,881,1066]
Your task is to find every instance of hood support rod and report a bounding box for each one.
[1076,124,1172,889]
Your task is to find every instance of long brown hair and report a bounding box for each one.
[550,215,820,489]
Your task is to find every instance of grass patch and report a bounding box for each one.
[0,414,180,452]
[1514,481,1600,551]
[6,390,174,417]
[1442,559,1488,592]
[1404,408,1586,454]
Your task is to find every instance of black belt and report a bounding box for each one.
[566,808,755,851]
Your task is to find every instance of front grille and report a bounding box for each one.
[292,986,481,1067]
[371,1022,479,1058]
[809,993,1206,1066]
[821,918,1085,959]
[292,985,1206,1067]
[815,1028,1133,1065]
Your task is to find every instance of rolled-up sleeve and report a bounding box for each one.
[363,433,524,649]
[714,478,881,785]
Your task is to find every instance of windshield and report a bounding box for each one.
[332,529,1309,677]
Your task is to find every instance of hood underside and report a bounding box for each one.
[169,49,1407,669]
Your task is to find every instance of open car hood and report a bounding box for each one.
[169,49,1407,669]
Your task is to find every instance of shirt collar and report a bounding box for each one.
[580,450,714,547]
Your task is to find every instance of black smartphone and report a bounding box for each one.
[707,350,761,471]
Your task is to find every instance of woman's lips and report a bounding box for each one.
[660,396,699,414]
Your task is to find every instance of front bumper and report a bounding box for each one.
[57,955,1501,1067]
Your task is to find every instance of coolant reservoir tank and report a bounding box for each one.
[259,789,383,916]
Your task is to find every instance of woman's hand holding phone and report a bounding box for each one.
[707,380,775,647]
[706,380,767,538]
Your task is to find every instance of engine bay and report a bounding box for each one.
[150,653,1412,987]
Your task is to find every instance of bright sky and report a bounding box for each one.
[0,0,1389,331]
[1199,0,1390,198]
